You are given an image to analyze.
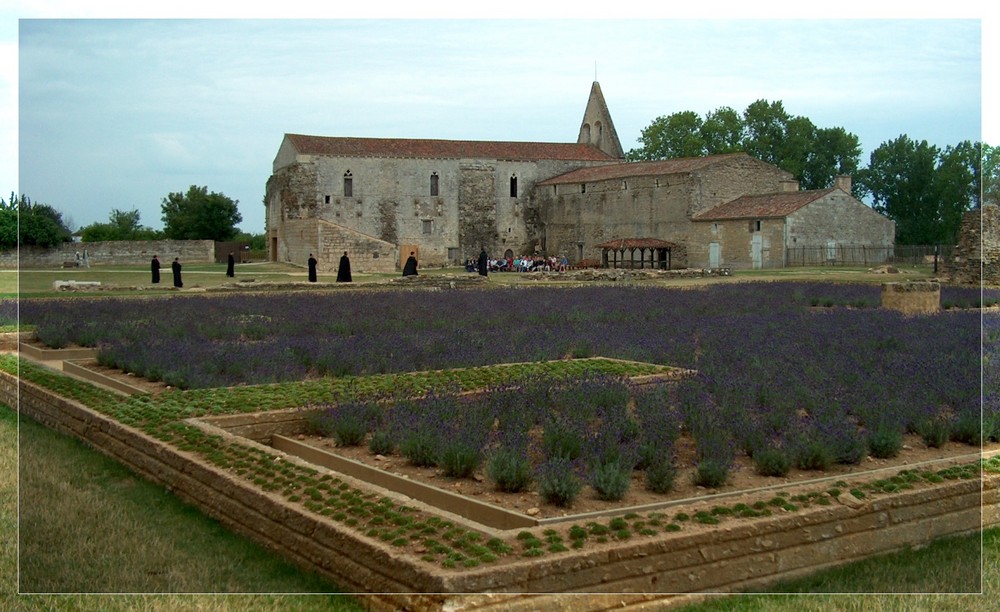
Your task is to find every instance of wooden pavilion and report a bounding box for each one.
[595,238,677,270]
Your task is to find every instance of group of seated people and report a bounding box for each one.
[465,255,570,273]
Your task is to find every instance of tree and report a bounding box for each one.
[80,208,161,242]
[161,185,242,241]
[855,135,979,245]
[626,100,862,191]
[0,193,73,249]
[984,143,1000,207]
[627,111,705,161]
[801,127,862,192]
[700,106,744,154]
[934,141,980,243]
[741,99,791,166]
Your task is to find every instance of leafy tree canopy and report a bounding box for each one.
[984,143,1000,207]
[627,99,861,191]
[161,185,243,241]
[0,193,73,249]
[80,208,162,242]
[856,137,981,245]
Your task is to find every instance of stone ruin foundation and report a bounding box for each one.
[947,204,999,285]
[881,280,940,315]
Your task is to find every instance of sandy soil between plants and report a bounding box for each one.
[297,431,989,520]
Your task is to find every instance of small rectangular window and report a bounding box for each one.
[510,176,518,198]
[344,177,353,197]
[581,183,586,194]
[324,195,331,204]
[422,219,433,234]
[430,174,439,196]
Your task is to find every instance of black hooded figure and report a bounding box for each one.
[171,258,183,288]
[477,249,489,277]
[226,252,235,277]
[151,255,161,284]
[402,251,418,277]
[336,251,352,282]
[307,254,318,282]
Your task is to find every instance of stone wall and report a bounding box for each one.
[1,240,216,269]
[4,368,993,611]
[537,155,791,266]
[947,204,999,285]
[266,153,608,267]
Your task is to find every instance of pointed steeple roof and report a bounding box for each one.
[577,81,624,160]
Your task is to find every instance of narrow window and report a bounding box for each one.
[622,180,627,190]
[430,173,439,196]
[422,219,433,234]
[755,220,762,232]
[343,171,353,197]
[510,175,518,198]
[324,195,331,204]
[581,183,587,194]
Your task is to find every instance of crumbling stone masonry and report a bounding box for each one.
[947,204,999,285]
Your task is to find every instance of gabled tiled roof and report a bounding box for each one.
[536,153,751,185]
[693,189,836,221]
[284,134,617,162]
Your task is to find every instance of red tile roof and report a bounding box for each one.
[285,134,617,162]
[693,189,835,221]
[594,238,679,249]
[536,153,751,185]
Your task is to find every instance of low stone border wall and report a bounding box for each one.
[3,368,995,611]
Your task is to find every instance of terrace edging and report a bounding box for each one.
[3,368,995,610]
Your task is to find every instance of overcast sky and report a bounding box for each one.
[4,4,996,234]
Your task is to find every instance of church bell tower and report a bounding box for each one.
[577,81,625,160]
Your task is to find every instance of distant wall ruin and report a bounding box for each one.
[947,204,999,285]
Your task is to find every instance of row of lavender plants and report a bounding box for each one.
[306,374,683,506]
[14,283,994,471]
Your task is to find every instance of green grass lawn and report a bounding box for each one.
[1,401,994,609]
[1,261,941,299]
[2,403,365,610]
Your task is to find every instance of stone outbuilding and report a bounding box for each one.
[689,177,895,269]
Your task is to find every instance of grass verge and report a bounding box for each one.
[2,403,364,610]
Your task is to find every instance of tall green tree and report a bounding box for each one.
[741,99,791,166]
[801,127,862,191]
[984,143,1000,207]
[627,111,706,161]
[80,208,161,242]
[856,135,979,245]
[626,99,862,191]
[0,193,73,249]
[161,185,242,241]
[700,106,744,154]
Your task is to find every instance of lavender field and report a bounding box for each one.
[8,283,997,449]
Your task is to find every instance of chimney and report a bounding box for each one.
[780,180,799,192]
[834,175,852,195]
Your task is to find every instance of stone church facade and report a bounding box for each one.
[265,82,893,273]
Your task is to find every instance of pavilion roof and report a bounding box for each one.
[594,238,678,250]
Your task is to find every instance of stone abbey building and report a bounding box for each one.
[265,82,894,273]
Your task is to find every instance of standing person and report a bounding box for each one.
[151,255,161,284]
[226,252,235,278]
[336,251,352,283]
[402,251,418,277]
[477,248,489,277]
[307,253,318,282]
[171,257,183,288]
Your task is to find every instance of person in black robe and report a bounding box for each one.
[402,252,418,277]
[477,248,489,277]
[307,254,318,282]
[171,258,183,288]
[336,251,352,282]
[226,252,235,278]
[151,255,161,284]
